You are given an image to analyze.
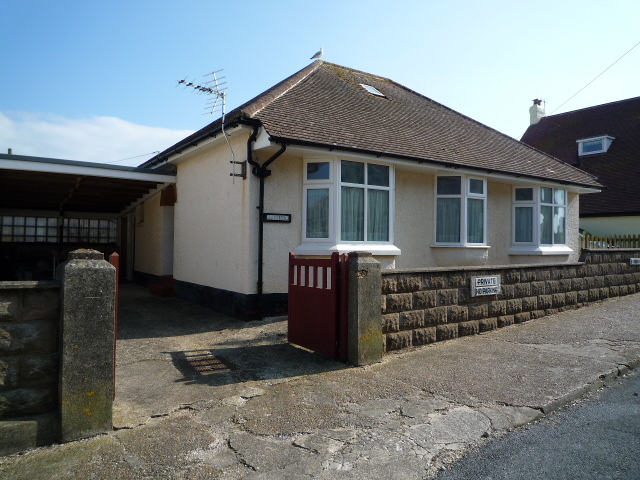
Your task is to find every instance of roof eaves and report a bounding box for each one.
[268,136,602,189]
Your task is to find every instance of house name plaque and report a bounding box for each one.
[470,275,501,297]
[263,213,291,223]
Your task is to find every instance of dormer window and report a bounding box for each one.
[577,135,614,156]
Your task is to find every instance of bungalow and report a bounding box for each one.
[135,61,600,318]
[521,97,640,236]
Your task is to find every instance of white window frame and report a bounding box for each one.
[433,174,487,247]
[302,159,334,243]
[577,135,614,156]
[510,186,572,255]
[298,157,399,255]
[338,159,394,244]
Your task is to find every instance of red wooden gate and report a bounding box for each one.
[288,252,348,361]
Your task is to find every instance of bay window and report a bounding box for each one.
[513,186,568,249]
[435,175,486,245]
[302,158,395,252]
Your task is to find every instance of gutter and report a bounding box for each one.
[267,136,602,191]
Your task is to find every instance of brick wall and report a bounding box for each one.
[381,249,640,352]
[0,281,60,419]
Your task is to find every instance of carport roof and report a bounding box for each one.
[0,153,176,215]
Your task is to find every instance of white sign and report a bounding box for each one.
[263,213,291,223]
[631,258,640,265]
[471,275,501,297]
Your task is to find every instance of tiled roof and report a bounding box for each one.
[144,61,600,188]
[521,97,640,216]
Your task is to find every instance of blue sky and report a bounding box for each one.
[1,0,638,166]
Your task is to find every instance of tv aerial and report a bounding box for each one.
[177,70,244,180]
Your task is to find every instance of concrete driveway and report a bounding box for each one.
[114,284,346,428]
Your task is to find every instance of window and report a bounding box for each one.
[435,175,486,245]
[302,158,396,252]
[359,84,386,97]
[340,160,390,242]
[513,186,567,247]
[1,216,117,243]
[577,136,614,156]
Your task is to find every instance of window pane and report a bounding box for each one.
[467,198,484,243]
[541,187,552,204]
[367,164,389,187]
[437,176,461,195]
[554,206,566,244]
[583,140,603,153]
[469,178,484,195]
[540,205,553,244]
[306,189,329,238]
[515,188,533,201]
[341,187,364,241]
[341,161,364,184]
[554,189,566,205]
[368,190,389,241]
[515,207,533,242]
[436,198,460,243]
[307,162,330,180]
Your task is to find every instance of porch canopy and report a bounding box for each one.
[0,153,175,215]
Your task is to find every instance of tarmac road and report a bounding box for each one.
[435,369,640,480]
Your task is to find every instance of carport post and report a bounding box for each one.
[58,249,116,442]
[346,252,383,366]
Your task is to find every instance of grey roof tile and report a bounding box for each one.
[144,62,600,189]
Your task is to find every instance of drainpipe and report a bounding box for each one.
[246,123,287,319]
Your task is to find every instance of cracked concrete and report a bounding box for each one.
[1,285,640,479]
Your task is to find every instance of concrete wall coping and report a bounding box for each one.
[382,262,585,276]
[581,248,640,253]
[0,280,60,290]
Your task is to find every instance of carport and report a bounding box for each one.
[0,152,176,281]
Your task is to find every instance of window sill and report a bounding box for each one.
[430,244,491,249]
[508,245,574,256]
[294,243,401,256]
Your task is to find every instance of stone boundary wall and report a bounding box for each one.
[0,281,60,419]
[381,249,640,352]
[0,249,116,456]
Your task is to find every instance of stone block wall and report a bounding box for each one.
[0,281,60,419]
[381,249,640,352]
[0,249,117,455]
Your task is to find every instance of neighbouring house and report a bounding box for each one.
[134,60,600,318]
[521,96,640,236]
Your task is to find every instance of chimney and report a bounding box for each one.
[529,99,545,125]
[7,148,12,155]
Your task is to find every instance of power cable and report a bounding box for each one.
[107,151,160,164]
[549,39,640,115]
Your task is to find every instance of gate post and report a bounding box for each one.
[347,252,383,366]
[58,249,116,442]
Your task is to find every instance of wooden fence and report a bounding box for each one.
[580,233,640,250]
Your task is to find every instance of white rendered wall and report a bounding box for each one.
[134,192,167,276]
[260,153,304,294]
[170,139,585,297]
[172,131,258,295]
[580,216,640,236]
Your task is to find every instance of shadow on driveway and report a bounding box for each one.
[114,284,347,425]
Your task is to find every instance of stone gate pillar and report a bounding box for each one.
[58,249,116,442]
[347,252,383,366]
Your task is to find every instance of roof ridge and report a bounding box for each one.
[241,61,324,117]
[319,61,393,83]
[544,95,640,119]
